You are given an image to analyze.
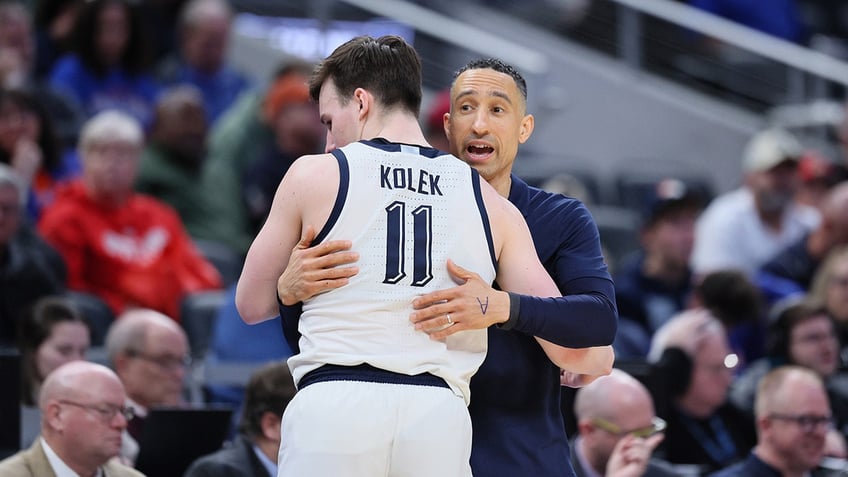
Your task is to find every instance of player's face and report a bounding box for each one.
[318,78,361,153]
[446,68,533,184]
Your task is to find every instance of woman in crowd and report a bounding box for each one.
[18,295,91,406]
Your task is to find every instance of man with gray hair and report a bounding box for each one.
[0,163,65,345]
[0,361,144,477]
[105,308,191,464]
[38,109,221,320]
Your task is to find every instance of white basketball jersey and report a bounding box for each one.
[288,139,497,404]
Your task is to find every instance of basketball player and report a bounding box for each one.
[236,35,613,477]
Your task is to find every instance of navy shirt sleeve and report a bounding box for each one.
[508,175,618,348]
[516,277,617,347]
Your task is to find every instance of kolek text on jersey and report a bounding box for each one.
[380,165,443,196]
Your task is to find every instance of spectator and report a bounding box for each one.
[18,296,90,407]
[757,181,848,302]
[0,360,144,477]
[104,308,190,464]
[572,369,678,477]
[157,0,251,125]
[711,366,839,477]
[38,110,222,319]
[48,0,159,126]
[184,362,297,477]
[0,88,80,220]
[195,60,314,254]
[648,309,756,474]
[17,295,91,448]
[0,163,66,346]
[614,177,703,358]
[135,84,217,238]
[729,299,848,439]
[692,128,819,276]
[809,246,848,345]
[243,73,322,235]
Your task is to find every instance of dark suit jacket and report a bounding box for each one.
[0,438,145,477]
[183,435,271,477]
[570,436,684,477]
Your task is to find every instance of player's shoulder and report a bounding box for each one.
[479,176,524,221]
[286,152,337,178]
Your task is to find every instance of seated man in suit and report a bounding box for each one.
[0,361,143,477]
[184,362,297,477]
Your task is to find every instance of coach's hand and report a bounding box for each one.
[560,371,602,388]
[410,260,510,339]
[276,225,359,305]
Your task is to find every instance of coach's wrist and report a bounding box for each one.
[496,292,521,330]
[277,287,299,307]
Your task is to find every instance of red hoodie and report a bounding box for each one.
[39,181,222,320]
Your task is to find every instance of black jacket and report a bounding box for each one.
[183,435,272,477]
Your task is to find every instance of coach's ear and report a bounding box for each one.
[519,114,534,144]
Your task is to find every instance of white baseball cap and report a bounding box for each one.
[742,128,802,172]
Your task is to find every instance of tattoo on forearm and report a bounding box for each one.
[477,296,489,314]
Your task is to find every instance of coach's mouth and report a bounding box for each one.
[464,142,494,162]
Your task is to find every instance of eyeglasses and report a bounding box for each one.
[59,400,135,422]
[769,414,834,433]
[591,416,667,438]
[127,350,191,370]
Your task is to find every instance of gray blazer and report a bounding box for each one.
[0,438,146,477]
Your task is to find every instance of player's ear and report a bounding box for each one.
[353,88,369,117]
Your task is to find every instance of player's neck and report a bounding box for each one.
[362,109,429,147]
